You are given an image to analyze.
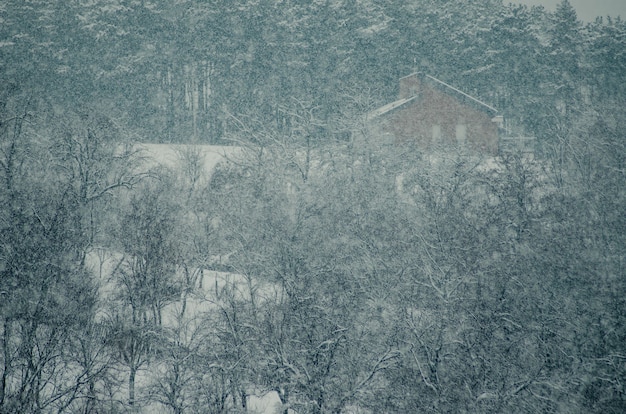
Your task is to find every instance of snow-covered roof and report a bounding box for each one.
[422,73,498,114]
[368,72,498,120]
[366,96,417,119]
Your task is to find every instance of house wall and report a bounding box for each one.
[399,73,420,99]
[386,82,499,154]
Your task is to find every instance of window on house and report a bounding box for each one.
[432,125,441,142]
[456,124,467,144]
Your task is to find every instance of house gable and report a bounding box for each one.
[370,73,501,154]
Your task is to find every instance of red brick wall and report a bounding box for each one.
[387,83,499,154]
[399,74,420,99]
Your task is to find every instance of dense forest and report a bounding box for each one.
[1,0,625,413]
[2,0,626,142]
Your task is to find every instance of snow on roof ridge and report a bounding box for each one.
[368,72,498,120]
[367,96,417,119]
[399,71,419,80]
[423,74,498,113]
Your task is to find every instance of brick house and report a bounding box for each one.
[368,72,503,154]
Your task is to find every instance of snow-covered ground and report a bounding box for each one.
[136,143,242,183]
[82,144,289,412]
[137,143,241,167]
[84,248,284,414]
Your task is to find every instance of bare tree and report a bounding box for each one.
[0,98,137,413]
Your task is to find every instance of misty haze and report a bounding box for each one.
[1,1,625,413]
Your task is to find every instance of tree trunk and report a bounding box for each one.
[0,318,10,409]
[240,389,247,411]
[166,67,175,142]
[129,365,136,407]
[278,387,289,414]
[84,378,95,414]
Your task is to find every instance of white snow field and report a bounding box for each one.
[136,143,242,182]
[84,144,287,413]
[85,248,285,414]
